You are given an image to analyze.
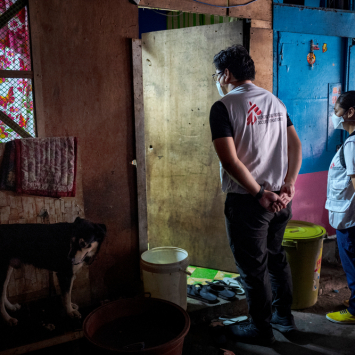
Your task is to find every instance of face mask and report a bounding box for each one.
[332,110,355,130]
[216,81,225,97]
[331,114,344,130]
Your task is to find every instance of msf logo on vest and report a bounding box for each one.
[247,102,262,125]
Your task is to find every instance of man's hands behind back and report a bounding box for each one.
[262,182,295,213]
[259,190,286,213]
[279,182,295,206]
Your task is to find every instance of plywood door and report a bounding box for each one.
[142,22,243,271]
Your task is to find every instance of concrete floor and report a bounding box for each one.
[228,312,355,355]
[10,291,354,355]
[22,303,355,355]
[183,309,355,355]
[5,264,352,355]
[182,267,353,355]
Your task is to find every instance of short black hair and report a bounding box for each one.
[213,44,255,81]
[337,91,355,111]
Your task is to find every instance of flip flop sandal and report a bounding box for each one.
[187,284,219,304]
[219,316,248,325]
[222,277,245,295]
[222,277,242,287]
[207,285,236,301]
[206,280,231,290]
[206,280,241,293]
[219,315,248,322]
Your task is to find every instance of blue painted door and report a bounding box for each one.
[349,44,355,91]
[277,32,345,174]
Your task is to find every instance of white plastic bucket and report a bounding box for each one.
[140,247,190,310]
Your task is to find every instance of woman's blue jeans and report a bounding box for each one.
[336,226,355,315]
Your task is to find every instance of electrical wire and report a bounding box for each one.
[193,0,258,7]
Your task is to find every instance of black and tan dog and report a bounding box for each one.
[0,217,106,326]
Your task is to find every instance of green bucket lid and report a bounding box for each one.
[284,220,327,240]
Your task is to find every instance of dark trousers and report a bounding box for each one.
[336,226,355,315]
[224,193,293,329]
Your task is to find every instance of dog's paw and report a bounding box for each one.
[6,317,18,326]
[7,303,21,312]
[71,303,79,311]
[67,309,81,319]
[1,310,18,326]
[42,322,56,331]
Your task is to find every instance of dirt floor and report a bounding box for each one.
[298,286,351,315]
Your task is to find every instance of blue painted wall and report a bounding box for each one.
[274,0,355,10]
[273,4,355,175]
[276,32,344,174]
[350,45,355,91]
[273,3,355,231]
[274,4,355,37]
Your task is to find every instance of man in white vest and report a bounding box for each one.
[210,44,302,345]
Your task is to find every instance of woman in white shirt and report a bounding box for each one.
[325,91,355,324]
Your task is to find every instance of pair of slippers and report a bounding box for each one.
[210,315,249,326]
[187,284,220,304]
[187,279,245,304]
[222,277,245,295]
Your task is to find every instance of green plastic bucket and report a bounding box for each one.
[282,220,327,309]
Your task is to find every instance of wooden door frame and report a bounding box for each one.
[132,39,148,255]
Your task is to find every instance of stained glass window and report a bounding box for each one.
[0,0,35,142]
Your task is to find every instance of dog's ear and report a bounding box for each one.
[74,217,82,224]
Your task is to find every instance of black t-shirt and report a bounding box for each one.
[209,101,293,141]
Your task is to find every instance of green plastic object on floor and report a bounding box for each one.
[282,220,327,310]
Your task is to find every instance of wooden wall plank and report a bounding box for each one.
[250,28,273,92]
[251,19,272,29]
[29,0,140,303]
[139,0,226,16]
[132,39,148,255]
[0,70,33,78]
[140,0,273,21]
[229,0,272,21]
[29,2,45,138]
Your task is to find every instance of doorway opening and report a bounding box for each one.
[136,8,251,273]
[139,7,251,50]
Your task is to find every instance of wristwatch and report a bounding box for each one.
[255,185,265,200]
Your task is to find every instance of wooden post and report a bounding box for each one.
[132,39,148,255]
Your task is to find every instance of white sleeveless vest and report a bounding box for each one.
[219,83,288,194]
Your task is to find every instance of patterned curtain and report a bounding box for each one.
[0,0,34,141]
